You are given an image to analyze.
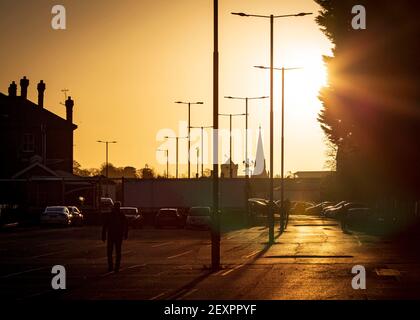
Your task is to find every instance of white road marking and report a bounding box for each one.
[123,264,147,270]
[243,250,260,259]
[177,288,198,300]
[150,292,167,300]
[167,250,194,259]
[152,242,172,248]
[221,263,246,276]
[1,266,49,279]
[30,250,65,259]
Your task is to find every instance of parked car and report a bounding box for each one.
[186,207,211,229]
[322,201,347,217]
[305,201,335,215]
[324,202,367,219]
[67,206,84,226]
[342,207,373,231]
[247,198,269,225]
[155,208,184,229]
[41,206,71,226]
[289,201,315,215]
[100,197,114,214]
[121,207,143,228]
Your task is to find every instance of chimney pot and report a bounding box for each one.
[20,76,29,99]
[8,81,17,97]
[37,80,46,108]
[65,96,74,123]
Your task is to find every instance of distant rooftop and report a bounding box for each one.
[293,171,335,179]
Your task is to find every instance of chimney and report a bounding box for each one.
[37,80,46,108]
[20,76,29,99]
[8,81,17,97]
[65,96,74,123]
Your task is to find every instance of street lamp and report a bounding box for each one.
[254,66,303,232]
[190,125,213,177]
[157,149,169,178]
[196,147,200,178]
[212,0,220,271]
[174,101,204,179]
[165,135,188,179]
[97,140,117,197]
[224,96,269,178]
[219,113,246,178]
[232,10,312,244]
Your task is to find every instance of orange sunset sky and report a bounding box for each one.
[0,0,333,176]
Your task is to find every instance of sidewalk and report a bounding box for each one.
[178,215,420,299]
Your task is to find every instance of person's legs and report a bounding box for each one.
[107,239,114,272]
[114,238,122,272]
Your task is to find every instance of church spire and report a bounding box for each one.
[253,125,268,177]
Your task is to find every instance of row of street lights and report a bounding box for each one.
[97,4,313,269]
[231,10,312,243]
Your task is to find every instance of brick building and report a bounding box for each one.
[0,76,76,178]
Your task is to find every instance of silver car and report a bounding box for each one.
[41,206,71,226]
[186,207,211,229]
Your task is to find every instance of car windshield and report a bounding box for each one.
[45,207,67,214]
[160,210,177,216]
[121,208,137,216]
[46,207,65,212]
[189,208,210,216]
[100,198,113,206]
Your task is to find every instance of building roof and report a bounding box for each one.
[0,93,77,130]
[293,171,335,179]
[12,161,59,179]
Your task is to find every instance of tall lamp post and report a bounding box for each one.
[165,135,188,179]
[219,113,246,178]
[212,0,220,270]
[190,125,213,177]
[97,140,117,197]
[224,96,268,222]
[175,101,204,179]
[255,66,302,232]
[232,10,312,244]
[196,147,200,178]
[157,148,169,178]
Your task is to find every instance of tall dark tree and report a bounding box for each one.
[315,0,420,199]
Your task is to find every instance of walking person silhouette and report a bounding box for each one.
[102,201,128,273]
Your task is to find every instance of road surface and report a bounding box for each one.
[1,215,419,300]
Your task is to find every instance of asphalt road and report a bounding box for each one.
[1,215,419,300]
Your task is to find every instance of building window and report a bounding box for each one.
[22,134,35,152]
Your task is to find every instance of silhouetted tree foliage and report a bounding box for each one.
[73,161,142,178]
[315,0,420,199]
[137,164,156,179]
[99,163,141,178]
[73,160,92,177]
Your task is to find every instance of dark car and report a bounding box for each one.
[305,201,335,215]
[67,206,84,226]
[322,201,347,217]
[247,198,269,225]
[155,208,184,229]
[342,207,372,232]
[121,207,143,228]
[289,201,315,215]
